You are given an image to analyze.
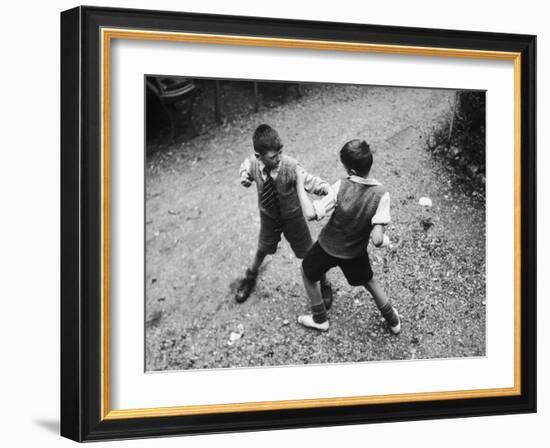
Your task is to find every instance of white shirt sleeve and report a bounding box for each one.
[372,192,391,225]
[239,157,251,177]
[239,157,254,187]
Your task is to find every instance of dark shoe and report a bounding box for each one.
[320,280,333,310]
[234,269,258,303]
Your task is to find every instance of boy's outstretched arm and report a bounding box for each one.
[296,169,338,221]
[296,168,317,220]
[239,157,253,187]
[297,164,331,197]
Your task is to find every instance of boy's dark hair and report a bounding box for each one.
[340,139,373,176]
[253,124,283,155]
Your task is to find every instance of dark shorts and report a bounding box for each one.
[258,212,313,259]
[302,241,373,286]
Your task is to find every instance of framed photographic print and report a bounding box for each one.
[60,6,536,442]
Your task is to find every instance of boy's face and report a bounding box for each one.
[257,148,282,170]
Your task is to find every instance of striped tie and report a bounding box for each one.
[261,168,280,216]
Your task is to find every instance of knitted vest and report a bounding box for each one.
[249,155,302,220]
[319,178,387,259]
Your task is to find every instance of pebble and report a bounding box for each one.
[419,197,433,207]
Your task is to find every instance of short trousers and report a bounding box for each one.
[258,212,313,259]
[302,241,373,286]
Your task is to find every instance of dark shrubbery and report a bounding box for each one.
[428,91,486,186]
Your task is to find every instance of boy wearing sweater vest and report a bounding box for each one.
[295,139,401,334]
[234,124,333,305]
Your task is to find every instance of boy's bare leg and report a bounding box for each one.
[364,278,401,334]
[249,249,268,274]
[364,277,389,308]
[234,249,268,303]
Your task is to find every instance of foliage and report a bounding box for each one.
[427,91,486,186]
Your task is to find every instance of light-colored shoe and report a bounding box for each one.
[390,310,402,335]
[297,315,329,332]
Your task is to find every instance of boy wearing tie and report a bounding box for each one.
[235,124,333,306]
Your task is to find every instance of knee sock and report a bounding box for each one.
[312,303,328,324]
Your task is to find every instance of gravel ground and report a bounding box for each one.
[145,84,486,372]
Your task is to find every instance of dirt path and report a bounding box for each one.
[145,85,486,371]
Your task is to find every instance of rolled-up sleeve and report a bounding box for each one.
[372,192,391,225]
[239,157,251,177]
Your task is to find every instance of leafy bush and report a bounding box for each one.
[428,91,486,185]
[452,91,486,170]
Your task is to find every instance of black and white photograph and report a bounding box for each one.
[144,77,487,372]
